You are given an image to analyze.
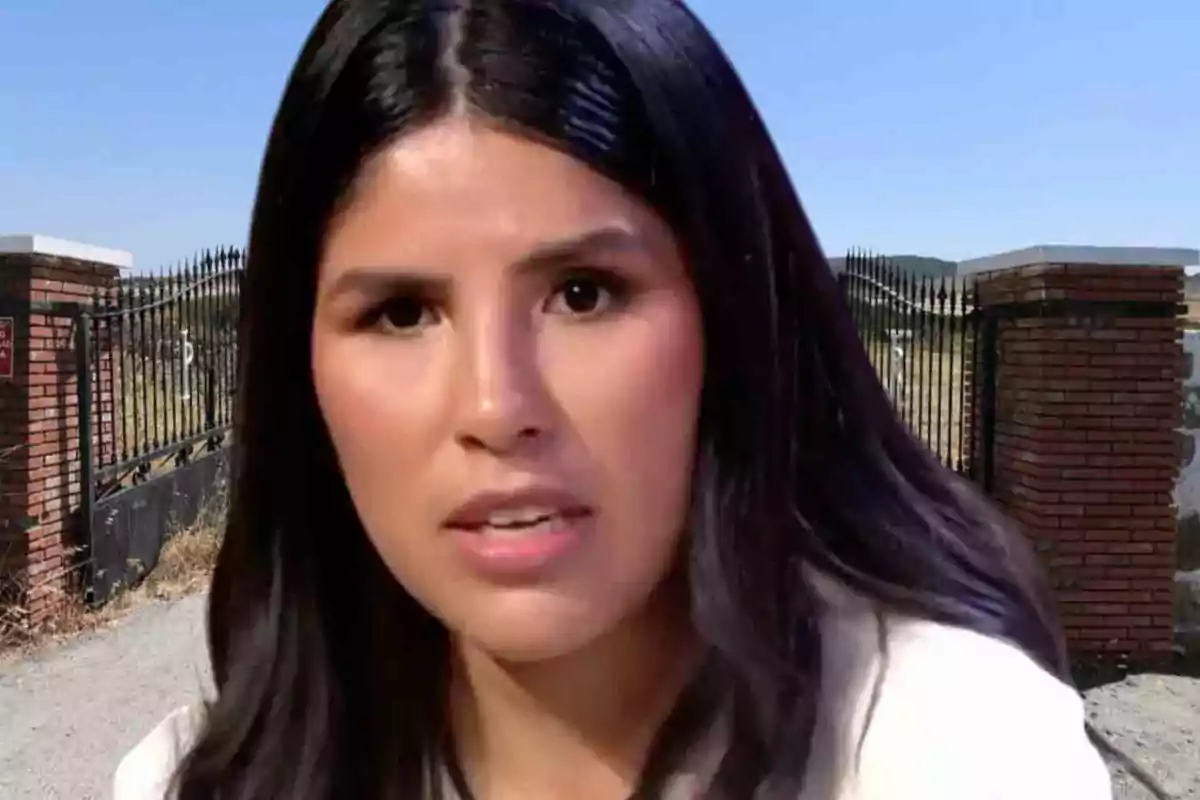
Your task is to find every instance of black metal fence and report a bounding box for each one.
[81,247,243,495]
[77,247,243,602]
[838,249,993,486]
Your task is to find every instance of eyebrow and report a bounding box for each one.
[517,225,648,270]
[321,224,649,299]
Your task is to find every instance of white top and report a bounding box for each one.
[112,577,1113,799]
[0,233,134,269]
[954,243,1199,275]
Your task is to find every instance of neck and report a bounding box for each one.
[448,585,701,800]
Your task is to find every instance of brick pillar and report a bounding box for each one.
[960,245,1199,665]
[0,235,128,628]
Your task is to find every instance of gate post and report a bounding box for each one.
[959,245,1198,666]
[0,235,128,629]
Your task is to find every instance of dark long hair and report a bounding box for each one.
[176,1,1069,797]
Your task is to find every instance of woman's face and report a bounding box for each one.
[312,118,704,662]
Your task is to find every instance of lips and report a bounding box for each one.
[445,487,593,579]
[444,487,593,534]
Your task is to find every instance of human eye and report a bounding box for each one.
[360,294,440,335]
[543,268,630,318]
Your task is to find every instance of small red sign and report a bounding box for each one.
[0,317,13,379]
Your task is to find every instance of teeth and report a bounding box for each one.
[485,508,556,528]
[481,516,560,537]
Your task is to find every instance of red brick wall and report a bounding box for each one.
[0,264,33,619]
[0,252,119,627]
[976,263,1183,661]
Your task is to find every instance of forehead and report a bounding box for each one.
[320,117,671,272]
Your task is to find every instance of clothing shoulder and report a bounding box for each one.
[854,616,1112,800]
[113,704,204,800]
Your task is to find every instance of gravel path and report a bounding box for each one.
[1086,674,1200,799]
[0,595,211,800]
[1,593,1197,799]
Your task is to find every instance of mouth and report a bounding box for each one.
[449,507,592,537]
[445,487,593,578]
[444,488,594,537]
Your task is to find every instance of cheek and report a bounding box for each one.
[310,332,445,529]
[545,295,704,543]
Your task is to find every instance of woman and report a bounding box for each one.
[115,0,1112,798]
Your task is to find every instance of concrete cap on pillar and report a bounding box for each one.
[0,234,133,270]
[957,245,1199,277]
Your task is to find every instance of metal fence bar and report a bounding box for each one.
[840,249,985,484]
[74,312,96,592]
[81,247,244,500]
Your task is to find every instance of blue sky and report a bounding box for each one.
[1,0,1196,272]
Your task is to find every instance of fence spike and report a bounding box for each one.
[843,248,983,484]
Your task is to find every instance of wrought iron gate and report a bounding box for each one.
[838,250,996,489]
[76,248,243,603]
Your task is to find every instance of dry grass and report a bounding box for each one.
[0,496,225,662]
[95,354,224,467]
[865,339,973,468]
[1186,301,1200,326]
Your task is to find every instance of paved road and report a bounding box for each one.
[0,594,210,799]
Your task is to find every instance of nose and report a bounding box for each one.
[451,311,550,455]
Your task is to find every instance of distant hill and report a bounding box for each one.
[827,254,957,278]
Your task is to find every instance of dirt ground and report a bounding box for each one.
[0,594,210,799]
[1085,673,1200,799]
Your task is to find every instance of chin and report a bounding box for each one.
[449,588,626,664]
